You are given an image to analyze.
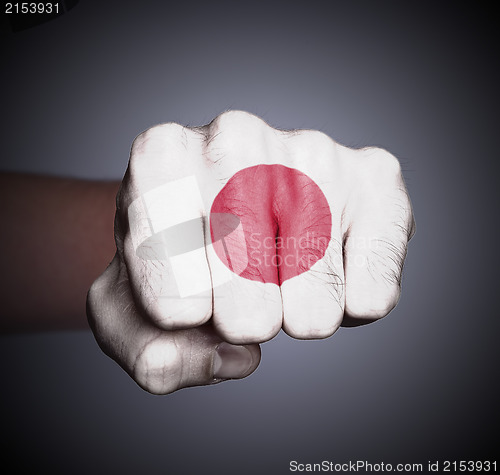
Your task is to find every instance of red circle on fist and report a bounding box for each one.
[210,164,332,285]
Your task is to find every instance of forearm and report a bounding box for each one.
[0,173,119,333]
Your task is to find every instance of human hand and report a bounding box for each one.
[87,111,415,394]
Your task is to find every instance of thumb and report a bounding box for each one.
[128,324,261,394]
[87,255,261,395]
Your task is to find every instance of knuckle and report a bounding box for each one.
[86,262,125,355]
[128,123,188,185]
[284,319,340,340]
[368,293,398,318]
[217,320,280,345]
[283,129,336,168]
[153,301,212,330]
[86,278,100,315]
[362,147,402,178]
[86,271,111,330]
[133,338,182,395]
[203,110,272,160]
[347,285,400,320]
[131,123,185,157]
[211,110,265,133]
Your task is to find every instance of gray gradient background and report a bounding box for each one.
[1,1,498,473]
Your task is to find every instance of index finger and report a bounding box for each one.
[118,123,213,330]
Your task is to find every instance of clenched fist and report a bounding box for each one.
[87,111,415,394]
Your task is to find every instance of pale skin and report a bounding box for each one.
[1,111,415,395]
